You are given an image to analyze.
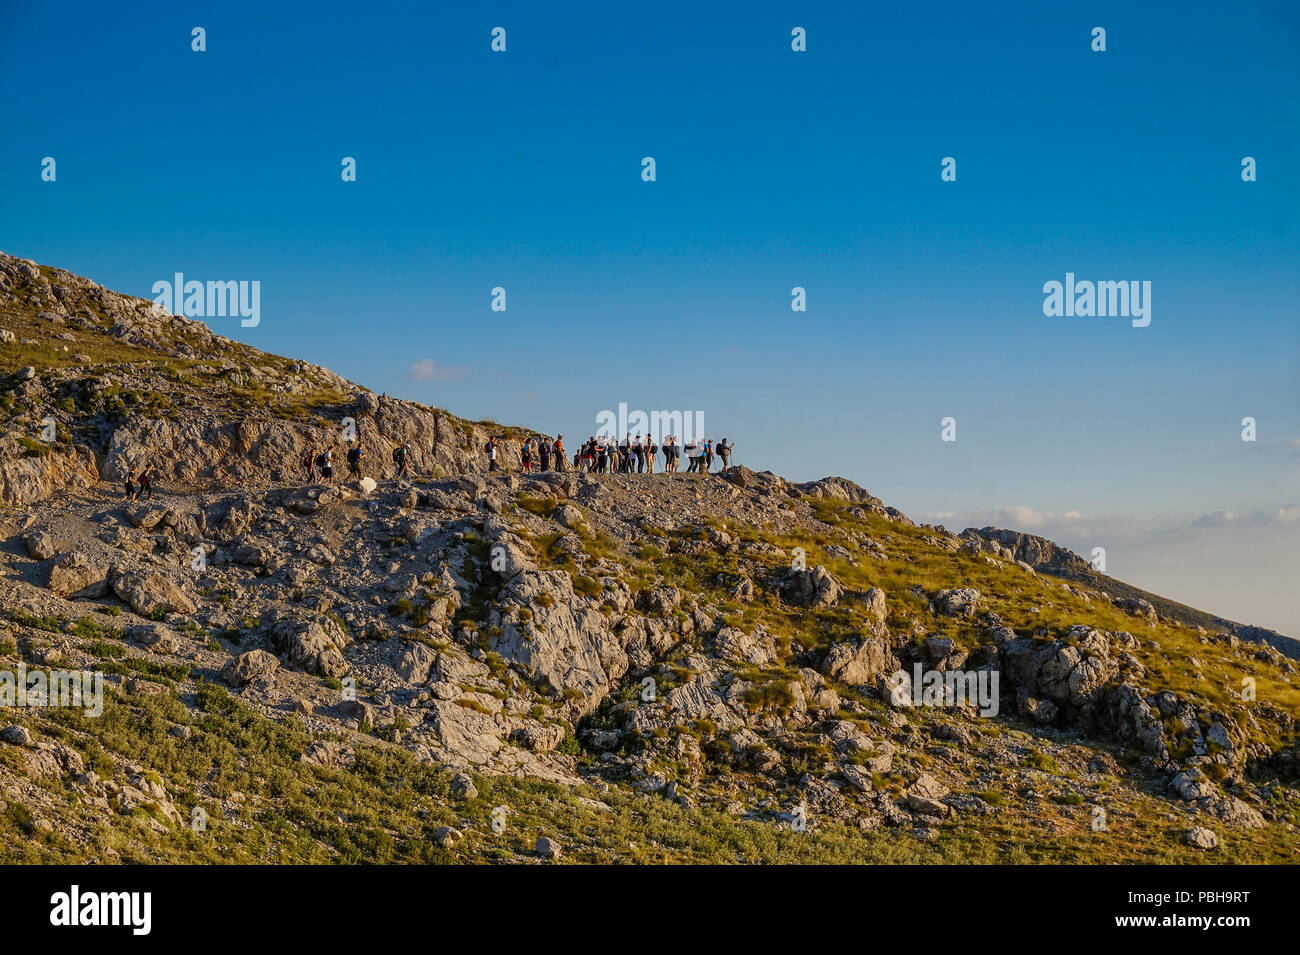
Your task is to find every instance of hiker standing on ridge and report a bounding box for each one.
[633,434,645,473]
[521,437,533,473]
[645,434,658,473]
[718,438,734,469]
[554,434,566,472]
[539,436,552,472]
[703,438,714,473]
[486,436,500,472]
[685,439,701,473]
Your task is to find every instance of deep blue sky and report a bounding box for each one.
[3,1,1298,631]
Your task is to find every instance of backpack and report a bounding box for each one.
[316,453,328,468]
[391,447,402,463]
[347,447,361,464]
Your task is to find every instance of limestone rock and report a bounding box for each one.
[222,649,280,687]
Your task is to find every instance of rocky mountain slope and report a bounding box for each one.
[1,251,1297,864]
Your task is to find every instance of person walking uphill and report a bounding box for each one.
[392,443,411,479]
[302,444,317,483]
[318,447,334,483]
[124,468,138,502]
[346,443,365,479]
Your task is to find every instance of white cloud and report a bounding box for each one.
[1192,509,1238,527]
[1193,505,1300,527]
[407,359,468,383]
[942,505,1087,530]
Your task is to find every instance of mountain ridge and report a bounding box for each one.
[0,250,1297,864]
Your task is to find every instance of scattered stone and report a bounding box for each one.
[451,773,478,800]
[434,825,462,848]
[1,725,33,746]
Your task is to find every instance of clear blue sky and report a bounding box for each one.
[3,1,1298,632]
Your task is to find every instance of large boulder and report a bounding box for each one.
[1169,768,1218,802]
[935,588,980,617]
[1001,628,1119,724]
[0,434,98,506]
[635,586,681,617]
[862,587,888,624]
[125,504,168,530]
[904,774,951,816]
[488,568,628,717]
[712,626,776,666]
[25,531,57,560]
[221,649,280,687]
[1117,597,1158,621]
[1103,683,1169,760]
[487,533,537,579]
[395,642,437,684]
[272,617,348,678]
[110,568,197,617]
[44,553,110,598]
[780,565,843,608]
[822,637,896,686]
[424,699,504,767]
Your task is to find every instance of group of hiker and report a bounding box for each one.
[495,433,733,475]
[295,440,414,484]
[122,466,159,502]
[118,428,732,501]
